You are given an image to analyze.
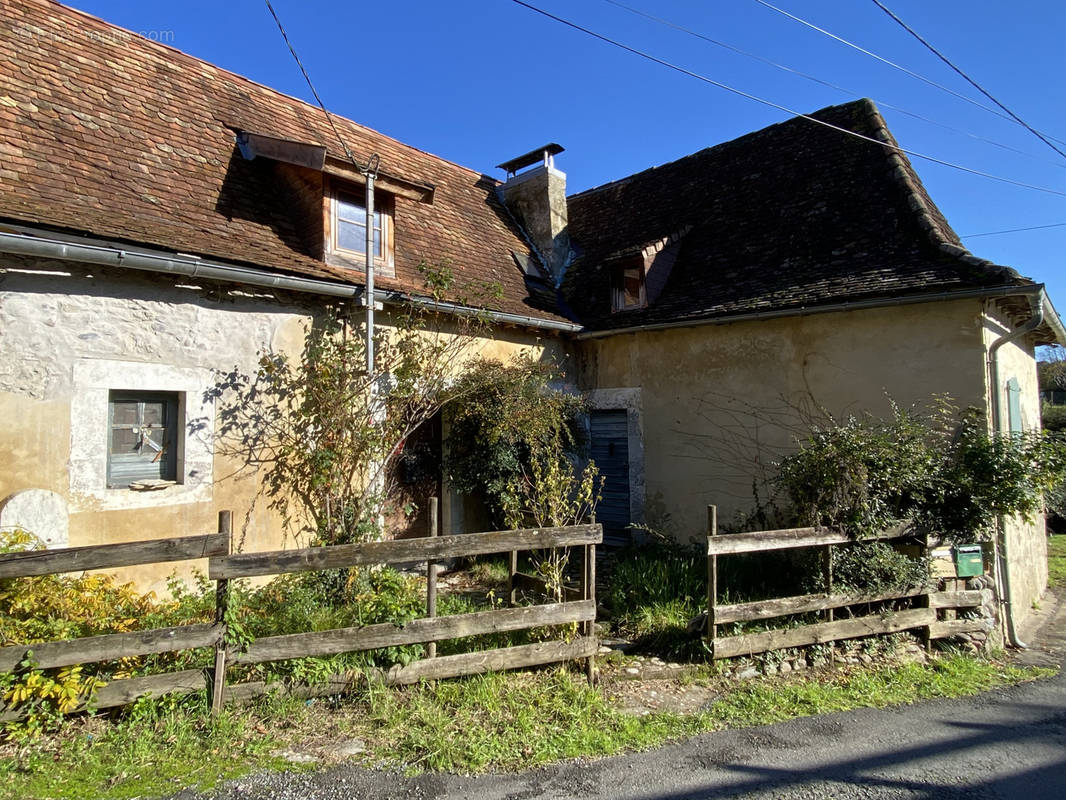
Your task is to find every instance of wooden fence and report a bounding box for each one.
[0,503,601,719]
[704,506,990,660]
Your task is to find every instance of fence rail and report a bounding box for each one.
[705,506,987,660]
[1,503,601,720]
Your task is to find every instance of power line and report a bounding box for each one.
[868,0,1066,162]
[603,0,1066,170]
[752,0,1066,148]
[961,222,1066,239]
[508,0,1066,198]
[262,0,364,171]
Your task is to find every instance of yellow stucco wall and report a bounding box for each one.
[576,298,989,540]
[0,260,566,594]
[981,301,1048,622]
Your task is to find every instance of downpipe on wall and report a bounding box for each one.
[986,290,1046,650]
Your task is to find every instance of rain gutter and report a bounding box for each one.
[0,230,582,334]
[575,283,1066,342]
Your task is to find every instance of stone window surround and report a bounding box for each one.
[69,358,214,511]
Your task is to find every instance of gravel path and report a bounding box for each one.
[174,596,1066,800]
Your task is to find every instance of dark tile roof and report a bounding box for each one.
[562,99,1030,331]
[0,0,570,323]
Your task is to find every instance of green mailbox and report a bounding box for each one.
[954,544,984,578]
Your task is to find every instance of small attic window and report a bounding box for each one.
[325,183,395,276]
[611,259,646,312]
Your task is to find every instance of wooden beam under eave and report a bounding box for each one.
[324,157,435,204]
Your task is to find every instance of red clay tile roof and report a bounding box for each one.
[0,0,570,323]
[562,99,1031,331]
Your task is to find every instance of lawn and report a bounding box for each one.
[1048,534,1066,589]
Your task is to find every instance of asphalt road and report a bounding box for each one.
[180,603,1066,800]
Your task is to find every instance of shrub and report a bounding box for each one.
[775,401,1066,543]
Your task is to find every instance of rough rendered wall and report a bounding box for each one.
[982,302,1047,625]
[0,256,567,592]
[575,299,989,541]
[0,257,312,591]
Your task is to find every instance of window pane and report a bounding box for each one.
[622,266,643,305]
[111,401,139,425]
[111,428,141,454]
[142,401,165,426]
[337,197,367,225]
[338,219,367,253]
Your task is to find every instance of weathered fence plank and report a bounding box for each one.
[706,525,910,557]
[210,525,602,580]
[929,590,985,609]
[0,624,218,672]
[929,619,992,639]
[0,533,230,579]
[231,600,595,665]
[712,608,935,659]
[715,586,928,624]
[0,669,207,722]
[384,636,598,685]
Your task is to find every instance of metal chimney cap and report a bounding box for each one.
[496,144,565,177]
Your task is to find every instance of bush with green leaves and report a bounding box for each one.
[212,265,498,546]
[776,400,1066,542]
[445,356,590,527]
[831,541,931,594]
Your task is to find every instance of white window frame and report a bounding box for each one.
[328,186,394,272]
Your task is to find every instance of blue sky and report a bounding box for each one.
[69,0,1066,327]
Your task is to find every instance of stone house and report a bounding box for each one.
[1,0,1063,634]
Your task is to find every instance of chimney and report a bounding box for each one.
[496,144,570,285]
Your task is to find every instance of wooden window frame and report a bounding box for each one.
[106,390,180,488]
[325,180,395,276]
[611,258,647,312]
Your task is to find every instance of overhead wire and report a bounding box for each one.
[262,0,366,171]
[961,222,1066,239]
[868,0,1066,162]
[751,0,1066,148]
[603,0,1066,170]
[508,0,1066,198]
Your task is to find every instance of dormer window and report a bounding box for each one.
[335,192,385,258]
[612,258,647,312]
[325,183,395,275]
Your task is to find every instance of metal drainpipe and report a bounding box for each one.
[987,290,1045,649]
[362,154,380,375]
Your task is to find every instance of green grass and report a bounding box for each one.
[0,694,290,800]
[0,654,1053,795]
[707,655,1052,727]
[1048,534,1066,589]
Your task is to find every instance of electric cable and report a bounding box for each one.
[752,0,1066,147]
[961,222,1066,239]
[263,0,365,171]
[603,0,1066,169]
[509,0,1066,198]
[869,0,1066,162]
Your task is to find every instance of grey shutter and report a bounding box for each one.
[107,392,179,487]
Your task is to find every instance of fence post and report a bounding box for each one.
[823,545,834,622]
[509,548,519,607]
[426,497,439,660]
[706,505,718,657]
[585,513,597,685]
[922,532,933,653]
[210,510,231,715]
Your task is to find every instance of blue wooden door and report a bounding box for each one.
[590,410,631,546]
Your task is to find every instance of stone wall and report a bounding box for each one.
[0,255,566,592]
